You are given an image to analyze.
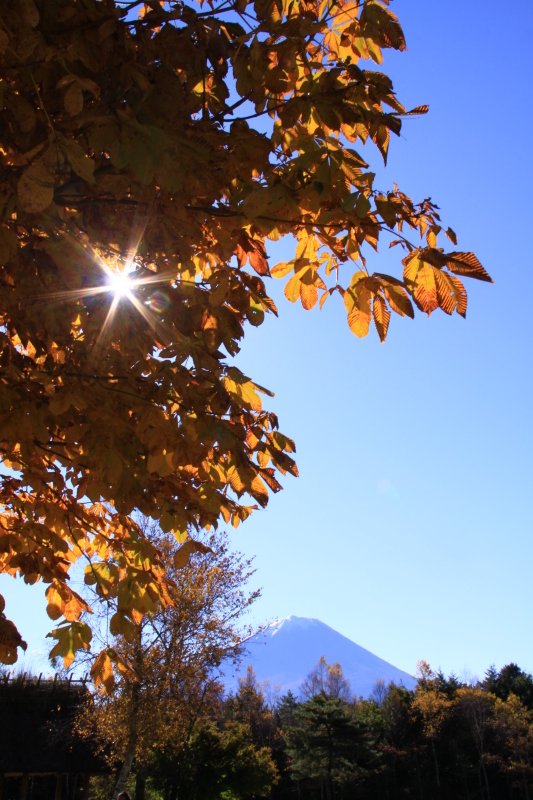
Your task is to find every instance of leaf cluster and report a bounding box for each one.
[0,0,491,679]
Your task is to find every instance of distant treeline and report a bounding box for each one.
[140,657,533,800]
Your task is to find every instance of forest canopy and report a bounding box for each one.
[0,0,492,681]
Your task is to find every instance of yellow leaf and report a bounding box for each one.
[414,264,438,316]
[250,475,269,507]
[271,262,293,278]
[347,306,371,338]
[258,450,270,468]
[284,274,301,303]
[48,622,92,669]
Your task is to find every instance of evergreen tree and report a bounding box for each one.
[484,664,533,710]
[285,694,377,800]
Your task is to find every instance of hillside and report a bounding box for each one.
[222,616,416,698]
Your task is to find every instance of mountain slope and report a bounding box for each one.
[222,616,416,698]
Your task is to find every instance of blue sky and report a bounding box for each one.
[2,0,532,680]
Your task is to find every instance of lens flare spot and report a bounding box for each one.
[377,478,400,499]
[150,290,170,313]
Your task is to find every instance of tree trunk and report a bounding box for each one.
[462,767,470,800]
[135,766,146,800]
[55,775,63,800]
[112,628,143,800]
[112,740,136,800]
[414,754,423,800]
[19,775,29,800]
[481,759,491,800]
[431,740,440,790]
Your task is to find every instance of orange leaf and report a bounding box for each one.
[372,295,391,342]
[300,281,318,310]
[413,264,438,316]
[91,649,115,693]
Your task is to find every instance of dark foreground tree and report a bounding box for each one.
[285,693,377,799]
[0,0,492,680]
[149,720,278,800]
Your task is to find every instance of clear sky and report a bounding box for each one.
[2,0,532,680]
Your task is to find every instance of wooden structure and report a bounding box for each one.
[0,675,109,800]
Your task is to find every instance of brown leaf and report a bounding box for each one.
[0,227,17,265]
[382,284,414,318]
[64,83,84,116]
[448,274,467,318]
[17,159,55,213]
[404,105,429,116]
[446,252,493,283]
[0,29,9,54]
[249,247,269,275]
[0,616,27,658]
[174,539,213,569]
[21,0,40,27]
[434,269,456,315]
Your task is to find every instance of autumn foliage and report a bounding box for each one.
[0,0,491,681]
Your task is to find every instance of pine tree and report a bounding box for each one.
[285,694,377,800]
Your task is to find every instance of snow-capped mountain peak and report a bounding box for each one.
[223,616,415,698]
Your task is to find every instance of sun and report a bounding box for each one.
[107,268,132,299]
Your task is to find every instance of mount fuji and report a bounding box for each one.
[222,616,416,698]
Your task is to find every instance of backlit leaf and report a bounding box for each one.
[300,282,318,310]
[174,539,214,569]
[284,274,301,303]
[372,295,391,342]
[446,252,493,283]
[0,0,490,678]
